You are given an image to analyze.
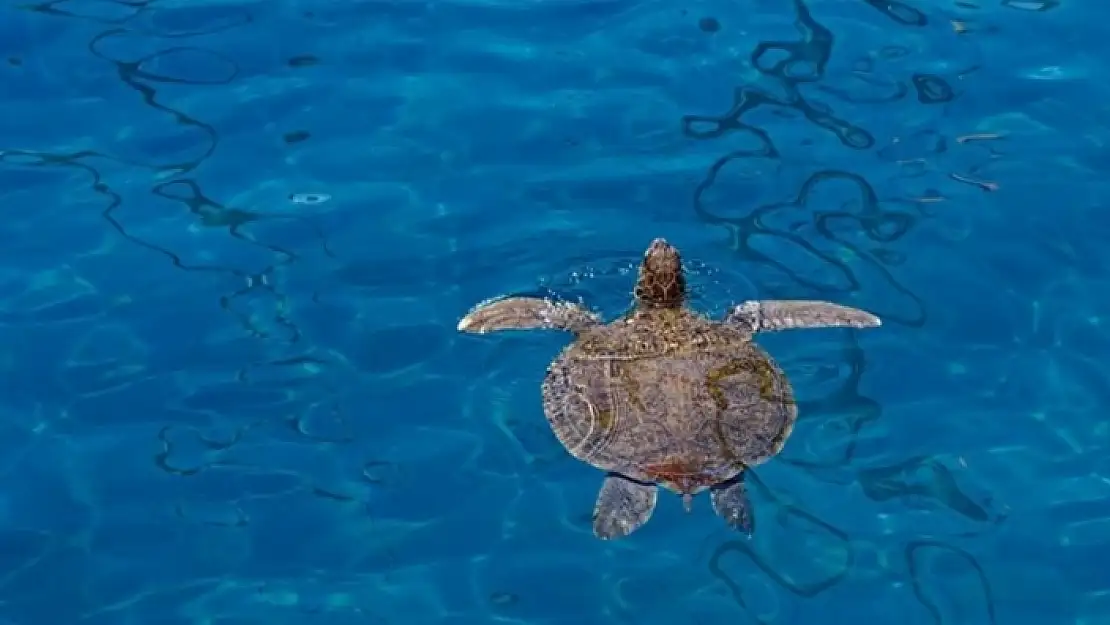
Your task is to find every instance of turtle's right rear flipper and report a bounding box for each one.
[711,474,755,536]
[457,296,601,334]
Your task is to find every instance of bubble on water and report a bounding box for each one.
[289,192,331,205]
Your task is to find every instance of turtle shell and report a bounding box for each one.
[540,308,796,493]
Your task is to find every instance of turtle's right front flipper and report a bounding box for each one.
[457,296,601,334]
[725,300,881,333]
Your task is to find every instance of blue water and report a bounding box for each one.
[0,0,1103,623]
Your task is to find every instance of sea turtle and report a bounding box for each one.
[457,238,881,540]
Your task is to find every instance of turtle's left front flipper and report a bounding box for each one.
[725,300,881,333]
[457,296,601,335]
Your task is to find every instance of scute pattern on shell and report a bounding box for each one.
[541,307,797,489]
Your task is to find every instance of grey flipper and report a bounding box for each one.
[592,473,658,540]
[457,296,601,334]
[725,299,881,333]
[711,475,754,535]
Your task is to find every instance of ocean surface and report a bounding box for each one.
[0,0,1103,623]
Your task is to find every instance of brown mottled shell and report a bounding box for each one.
[540,307,796,488]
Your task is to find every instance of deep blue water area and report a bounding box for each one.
[0,0,1104,624]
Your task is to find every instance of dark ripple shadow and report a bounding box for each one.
[863,0,929,27]
[681,1,1010,623]
[773,333,881,475]
[0,6,356,622]
[695,161,926,326]
[907,541,997,625]
[2,3,349,418]
[858,455,1008,535]
[706,472,852,625]
[681,0,928,328]
[682,0,874,151]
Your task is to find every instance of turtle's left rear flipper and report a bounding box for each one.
[592,473,658,540]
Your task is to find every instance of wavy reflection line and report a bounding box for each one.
[778,333,881,474]
[708,472,853,625]
[858,456,1008,533]
[906,540,998,625]
[694,161,928,326]
[684,0,927,329]
[18,0,150,24]
[3,5,348,467]
[683,2,936,618]
[863,0,928,26]
[682,0,874,150]
[88,27,231,174]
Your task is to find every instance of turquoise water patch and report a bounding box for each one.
[0,1,1102,624]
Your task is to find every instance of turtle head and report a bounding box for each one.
[634,238,685,308]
